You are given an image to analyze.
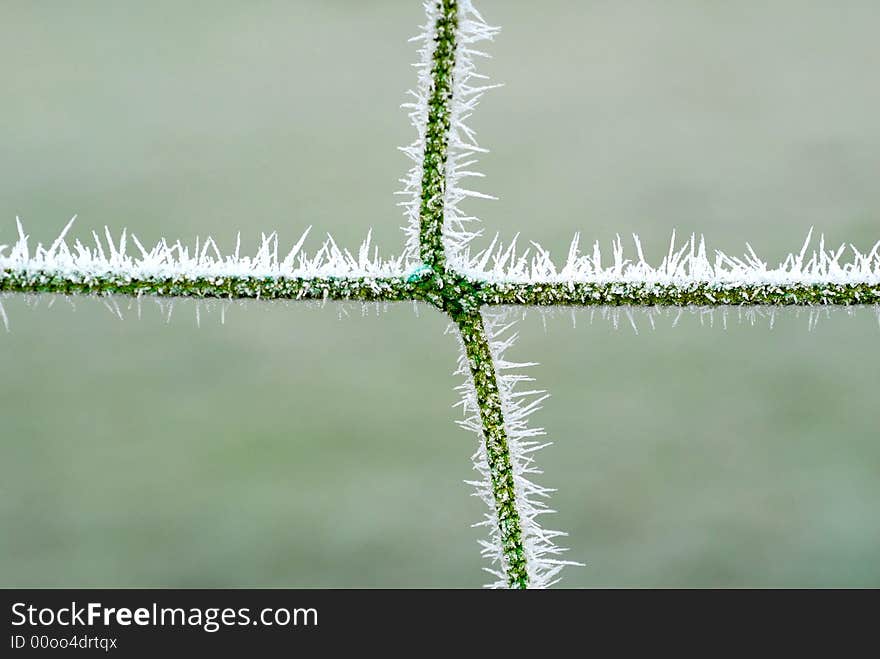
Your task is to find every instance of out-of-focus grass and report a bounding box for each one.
[1,0,878,586]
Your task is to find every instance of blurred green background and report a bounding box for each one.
[2,0,879,587]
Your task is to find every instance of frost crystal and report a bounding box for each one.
[0,217,404,283]
[458,229,880,288]
[452,310,578,588]
[399,1,500,266]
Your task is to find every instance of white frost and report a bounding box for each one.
[0,217,405,282]
[451,310,580,589]
[458,228,880,288]
[398,0,500,265]
[4,219,878,293]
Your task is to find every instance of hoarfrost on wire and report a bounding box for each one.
[0,217,405,283]
[3,219,879,291]
[2,0,879,589]
[450,309,581,588]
